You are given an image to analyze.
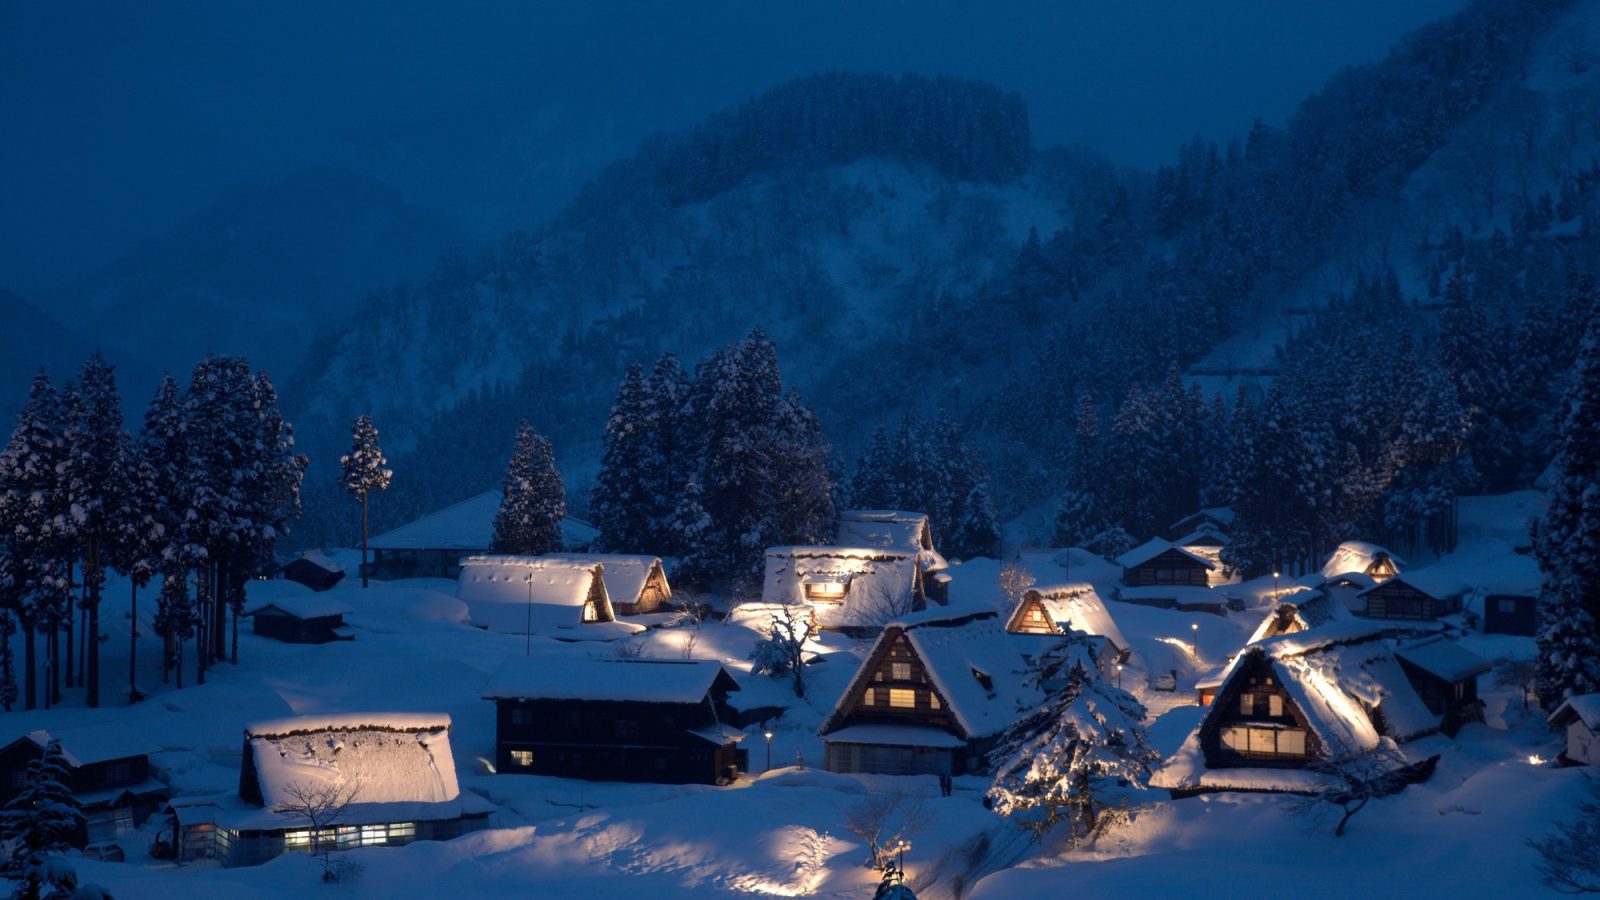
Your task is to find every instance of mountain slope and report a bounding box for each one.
[48,167,464,378]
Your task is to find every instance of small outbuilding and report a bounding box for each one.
[274,549,346,592]
[244,589,355,644]
[1549,694,1600,765]
[1482,594,1539,636]
[1358,571,1463,621]
[482,657,747,784]
[456,555,645,641]
[0,728,167,846]
[1395,638,1490,737]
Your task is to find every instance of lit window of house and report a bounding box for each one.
[1240,693,1255,715]
[510,749,533,767]
[1220,726,1307,756]
[582,602,599,622]
[889,689,917,709]
[1268,695,1283,717]
[806,581,847,601]
[891,662,912,681]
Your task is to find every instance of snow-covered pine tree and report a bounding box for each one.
[231,370,306,662]
[696,330,784,580]
[849,426,898,510]
[491,420,567,555]
[642,352,692,553]
[0,739,85,881]
[666,477,713,587]
[760,393,836,550]
[930,410,977,545]
[0,372,71,711]
[887,413,932,518]
[1535,298,1600,708]
[0,608,16,713]
[106,431,162,703]
[139,375,191,688]
[591,363,653,553]
[340,414,392,588]
[59,352,126,708]
[948,481,1001,560]
[987,631,1157,842]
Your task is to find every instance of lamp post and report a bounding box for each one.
[1190,622,1198,657]
[764,729,774,772]
[525,572,534,656]
[1116,662,1123,689]
[1272,570,1281,599]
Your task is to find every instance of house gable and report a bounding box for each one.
[1201,652,1321,768]
[822,628,960,739]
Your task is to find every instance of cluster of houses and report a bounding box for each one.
[12,493,1568,869]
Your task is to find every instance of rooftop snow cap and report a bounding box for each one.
[242,713,460,808]
[482,656,740,704]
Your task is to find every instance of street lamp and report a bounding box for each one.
[764,729,774,772]
[1190,622,1199,657]
[1272,570,1281,599]
[525,571,535,656]
[1115,662,1123,689]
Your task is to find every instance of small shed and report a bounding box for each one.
[482,657,746,784]
[1358,571,1464,621]
[1549,694,1600,766]
[244,588,355,644]
[456,555,644,640]
[274,550,345,592]
[0,727,167,846]
[1117,538,1216,589]
[1395,638,1490,737]
[1482,594,1539,636]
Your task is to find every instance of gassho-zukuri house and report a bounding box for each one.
[455,555,645,641]
[818,610,1047,776]
[363,490,599,581]
[481,657,747,785]
[762,546,937,630]
[529,553,673,616]
[1152,620,1444,796]
[835,510,952,603]
[168,713,492,866]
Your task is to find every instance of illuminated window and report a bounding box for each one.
[929,693,941,710]
[1268,695,1283,717]
[1027,608,1045,622]
[361,825,388,846]
[582,602,599,622]
[1240,693,1254,715]
[806,581,847,601]
[889,689,916,709]
[1220,726,1307,756]
[511,750,533,767]
[284,830,311,850]
[891,662,912,681]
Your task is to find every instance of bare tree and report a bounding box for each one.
[668,593,710,659]
[1494,657,1540,714]
[272,781,362,882]
[853,579,922,630]
[997,556,1036,616]
[843,793,930,870]
[1285,746,1437,837]
[1530,774,1600,893]
[748,604,815,697]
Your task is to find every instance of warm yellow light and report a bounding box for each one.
[1528,754,1546,765]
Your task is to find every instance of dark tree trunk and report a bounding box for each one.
[64,558,75,690]
[86,536,101,708]
[129,580,139,704]
[23,624,36,711]
[213,558,228,662]
[48,627,60,706]
[174,637,184,689]
[195,566,208,686]
[361,496,370,588]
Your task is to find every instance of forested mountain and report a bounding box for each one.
[289,0,1594,561]
[46,167,464,379]
[0,289,155,422]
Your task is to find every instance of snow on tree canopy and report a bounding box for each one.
[241,713,471,821]
[455,555,643,639]
[481,657,739,704]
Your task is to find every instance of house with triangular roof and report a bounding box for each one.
[456,555,644,640]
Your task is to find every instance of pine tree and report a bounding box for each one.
[0,740,85,882]
[231,370,307,663]
[642,352,693,553]
[697,330,785,580]
[59,353,126,708]
[0,609,16,713]
[140,376,190,688]
[849,426,898,510]
[591,364,653,552]
[1536,299,1600,708]
[491,421,567,555]
[987,631,1157,841]
[0,372,71,711]
[340,414,392,588]
[761,393,836,549]
[106,432,162,704]
[949,482,1001,560]
[666,477,713,587]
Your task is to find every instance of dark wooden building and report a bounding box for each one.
[0,729,167,846]
[483,658,747,785]
[1116,538,1216,588]
[820,611,1053,777]
[273,549,345,592]
[1483,594,1538,636]
[1396,639,1490,737]
[244,590,355,644]
[1358,573,1463,621]
[1198,651,1318,768]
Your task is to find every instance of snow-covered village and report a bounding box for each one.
[6,1,1600,897]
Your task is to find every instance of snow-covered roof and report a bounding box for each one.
[367,489,593,552]
[1168,506,1235,534]
[12,726,159,767]
[243,589,354,621]
[1357,568,1463,601]
[1396,638,1491,683]
[822,614,1050,742]
[1011,584,1129,653]
[456,555,643,638]
[242,713,460,812]
[1246,591,1351,645]
[530,554,667,607]
[482,657,739,703]
[1116,538,1216,571]
[1321,541,1406,580]
[1117,584,1224,605]
[1173,526,1230,547]
[1549,694,1600,730]
[822,724,967,749]
[763,546,922,628]
[1153,622,1438,793]
[836,510,949,571]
